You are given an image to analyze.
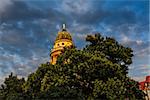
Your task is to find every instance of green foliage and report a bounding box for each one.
[0,72,26,100]
[0,33,145,100]
[125,78,145,99]
[85,34,133,74]
[22,63,53,99]
[93,78,125,99]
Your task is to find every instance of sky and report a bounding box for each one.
[0,0,149,84]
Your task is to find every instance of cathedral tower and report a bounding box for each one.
[50,24,74,65]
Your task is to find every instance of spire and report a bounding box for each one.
[62,24,66,31]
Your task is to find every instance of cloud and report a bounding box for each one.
[136,40,143,45]
[62,0,92,15]
[132,76,146,82]
[130,64,150,74]
[0,0,48,22]
[0,0,61,80]
[0,0,13,15]
[135,47,150,58]
[0,0,149,84]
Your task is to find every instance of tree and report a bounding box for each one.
[125,78,145,99]
[85,34,133,74]
[0,72,26,100]
[0,33,145,99]
[34,33,144,99]
[22,63,53,99]
[84,34,145,99]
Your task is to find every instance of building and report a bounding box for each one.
[50,24,74,65]
[139,76,150,100]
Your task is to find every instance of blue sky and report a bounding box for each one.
[0,0,149,84]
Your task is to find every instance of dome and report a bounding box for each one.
[55,24,72,41]
[55,31,72,41]
[50,24,74,65]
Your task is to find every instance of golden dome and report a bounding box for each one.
[55,31,72,41]
[55,24,72,41]
[50,24,74,65]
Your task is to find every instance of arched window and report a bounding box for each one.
[51,56,53,62]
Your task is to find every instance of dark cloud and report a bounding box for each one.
[62,0,137,27]
[0,0,149,83]
[0,0,47,22]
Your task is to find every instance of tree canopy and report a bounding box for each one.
[0,33,145,100]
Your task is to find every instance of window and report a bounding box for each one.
[62,43,64,45]
[51,56,53,62]
[55,55,58,58]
